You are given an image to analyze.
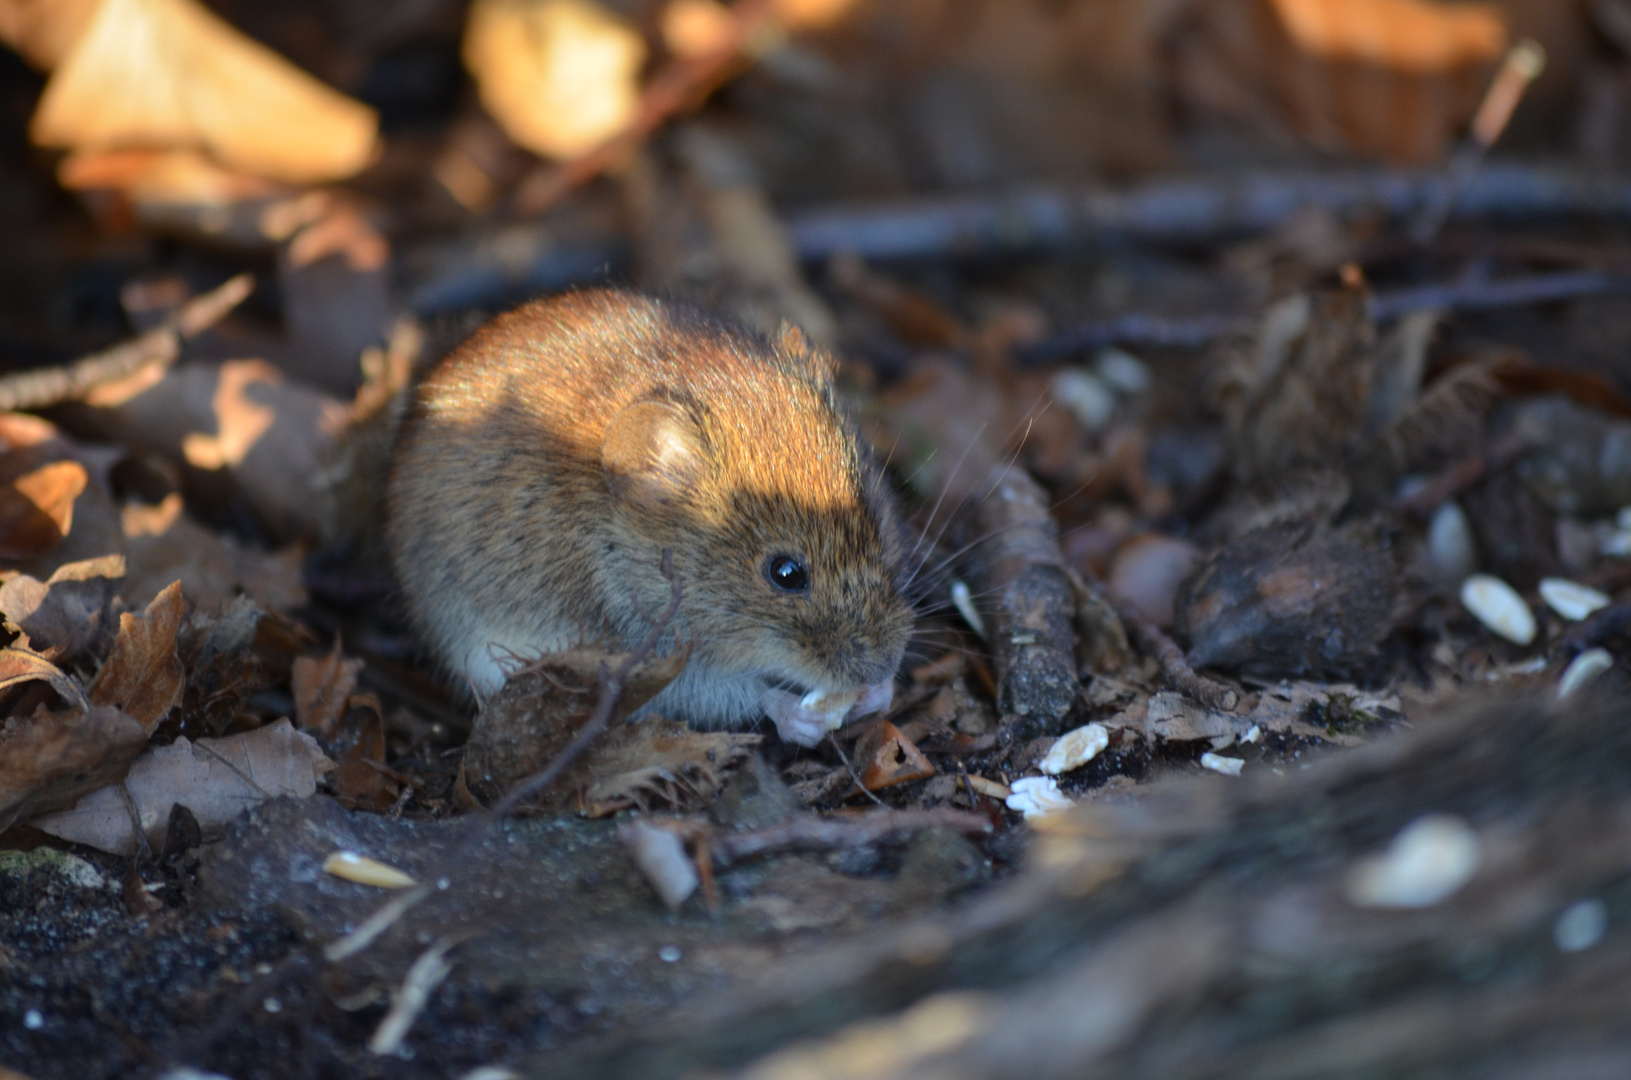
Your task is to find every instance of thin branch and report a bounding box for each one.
[1395,430,1529,518]
[709,807,991,867]
[1111,597,1240,713]
[490,550,684,817]
[514,0,780,216]
[0,274,253,413]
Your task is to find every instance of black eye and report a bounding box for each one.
[764,554,809,593]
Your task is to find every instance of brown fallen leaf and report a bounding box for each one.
[462,643,690,804]
[292,639,363,739]
[0,645,90,712]
[464,0,646,160]
[850,720,935,795]
[84,361,349,543]
[0,459,87,559]
[580,719,761,817]
[0,703,147,834]
[0,0,100,69]
[328,694,397,813]
[29,718,334,855]
[89,580,185,734]
[0,554,125,664]
[123,493,306,614]
[30,0,378,185]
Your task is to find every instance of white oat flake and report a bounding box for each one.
[1460,574,1536,646]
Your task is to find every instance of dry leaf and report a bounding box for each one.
[462,644,690,803]
[123,493,306,614]
[0,459,87,559]
[84,360,349,543]
[329,699,396,813]
[580,719,761,817]
[464,0,646,159]
[29,719,334,855]
[1269,0,1507,70]
[0,703,146,834]
[851,720,936,794]
[0,645,89,712]
[292,639,363,738]
[30,0,378,184]
[89,580,185,734]
[0,0,99,69]
[0,554,125,664]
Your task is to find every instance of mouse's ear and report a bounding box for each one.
[602,400,708,511]
[777,320,836,381]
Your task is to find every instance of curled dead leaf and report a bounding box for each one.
[30,0,378,184]
[0,646,90,713]
[0,459,87,559]
[851,720,935,795]
[89,580,186,734]
[0,703,148,834]
[580,720,761,817]
[292,639,363,739]
[0,555,125,664]
[462,643,690,804]
[329,694,397,813]
[29,718,333,855]
[464,0,646,159]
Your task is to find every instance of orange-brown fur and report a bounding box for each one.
[386,289,914,728]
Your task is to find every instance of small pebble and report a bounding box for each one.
[1346,814,1480,909]
[1199,752,1243,777]
[1427,502,1477,583]
[1005,776,1073,821]
[263,997,282,1013]
[1558,648,1614,699]
[23,1009,42,1030]
[1460,574,1536,645]
[658,945,682,963]
[1039,723,1110,775]
[1538,577,1610,622]
[1094,347,1152,394]
[1554,899,1608,953]
[1050,368,1116,431]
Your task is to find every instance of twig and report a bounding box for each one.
[1020,271,1631,363]
[0,274,253,413]
[828,731,887,808]
[1111,597,1240,713]
[490,550,683,817]
[323,551,685,964]
[709,807,991,867]
[514,0,780,215]
[1395,430,1529,518]
[1410,40,1547,243]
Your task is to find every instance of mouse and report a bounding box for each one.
[385,288,916,746]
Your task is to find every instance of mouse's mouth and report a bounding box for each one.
[758,679,896,748]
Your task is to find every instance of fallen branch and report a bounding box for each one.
[957,463,1081,741]
[1111,596,1240,713]
[0,273,253,413]
[513,0,779,216]
[709,807,991,867]
[788,164,1631,263]
[1021,271,1631,362]
[1395,430,1529,518]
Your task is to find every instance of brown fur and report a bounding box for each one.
[386,289,914,724]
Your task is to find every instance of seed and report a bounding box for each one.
[1460,574,1536,645]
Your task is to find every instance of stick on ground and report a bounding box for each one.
[0,274,253,413]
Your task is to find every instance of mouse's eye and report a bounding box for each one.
[764,554,810,594]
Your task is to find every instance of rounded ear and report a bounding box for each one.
[602,400,708,510]
[777,320,836,381]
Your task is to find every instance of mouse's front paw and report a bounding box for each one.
[759,689,834,747]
